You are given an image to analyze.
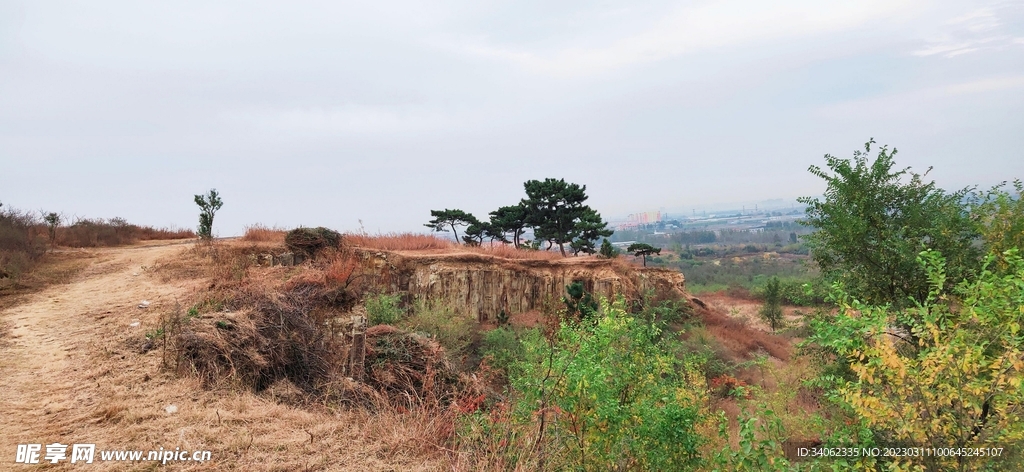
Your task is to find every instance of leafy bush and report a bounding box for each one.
[809,249,1024,470]
[480,326,524,374]
[973,179,1024,272]
[638,295,693,327]
[775,278,828,306]
[759,277,783,332]
[712,410,792,471]
[799,139,980,309]
[508,298,708,470]
[400,301,475,358]
[365,293,404,326]
[562,281,597,321]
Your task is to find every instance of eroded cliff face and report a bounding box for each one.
[359,250,686,320]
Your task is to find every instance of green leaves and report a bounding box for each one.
[520,178,612,256]
[430,178,612,254]
[598,238,617,259]
[424,208,479,243]
[626,243,660,266]
[759,277,783,332]
[798,139,979,309]
[809,249,1024,470]
[194,188,223,239]
[510,298,707,470]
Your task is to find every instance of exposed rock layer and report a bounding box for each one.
[358,250,686,319]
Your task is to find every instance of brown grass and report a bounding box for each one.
[346,233,569,261]
[346,232,455,250]
[241,224,288,243]
[0,251,94,308]
[694,304,792,362]
[58,218,194,247]
[468,243,565,261]
[167,243,482,409]
[0,205,46,280]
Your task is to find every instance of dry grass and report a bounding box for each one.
[347,233,570,261]
[468,243,565,261]
[131,225,196,241]
[346,232,455,250]
[168,242,482,408]
[0,251,94,308]
[0,205,47,281]
[59,218,194,247]
[241,224,288,243]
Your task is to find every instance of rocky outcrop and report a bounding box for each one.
[358,251,686,320]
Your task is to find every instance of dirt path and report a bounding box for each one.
[1,241,442,471]
[1,241,195,464]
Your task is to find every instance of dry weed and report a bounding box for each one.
[346,233,573,261]
[346,232,454,251]
[241,224,287,243]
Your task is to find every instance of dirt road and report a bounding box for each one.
[0,241,440,471]
[1,242,197,466]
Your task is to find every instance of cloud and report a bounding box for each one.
[913,6,1024,58]
[816,75,1024,118]
[444,0,917,77]
[220,105,464,136]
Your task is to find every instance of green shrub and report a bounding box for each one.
[562,281,597,321]
[509,298,707,470]
[759,277,783,332]
[400,300,474,358]
[481,326,524,374]
[598,238,618,258]
[365,293,404,326]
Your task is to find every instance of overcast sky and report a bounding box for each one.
[2,1,1022,235]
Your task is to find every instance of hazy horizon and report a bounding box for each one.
[3,1,1022,236]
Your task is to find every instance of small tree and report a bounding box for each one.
[759,277,783,332]
[488,204,528,248]
[42,212,61,248]
[462,221,490,246]
[627,243,660,267]
[425,209,478,244]
[797,139,978,309]
[570,238,596,255]
[563,281,598,321]
[194,189,223,240]
[521,178,608,256]
[599,238,618,258]
[973,179,1024,272]
[570,207,613,255]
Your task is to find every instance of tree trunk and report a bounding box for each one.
[449,223,460,243]
[558,242,566,257]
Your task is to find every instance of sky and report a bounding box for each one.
[1,0,1022,236]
